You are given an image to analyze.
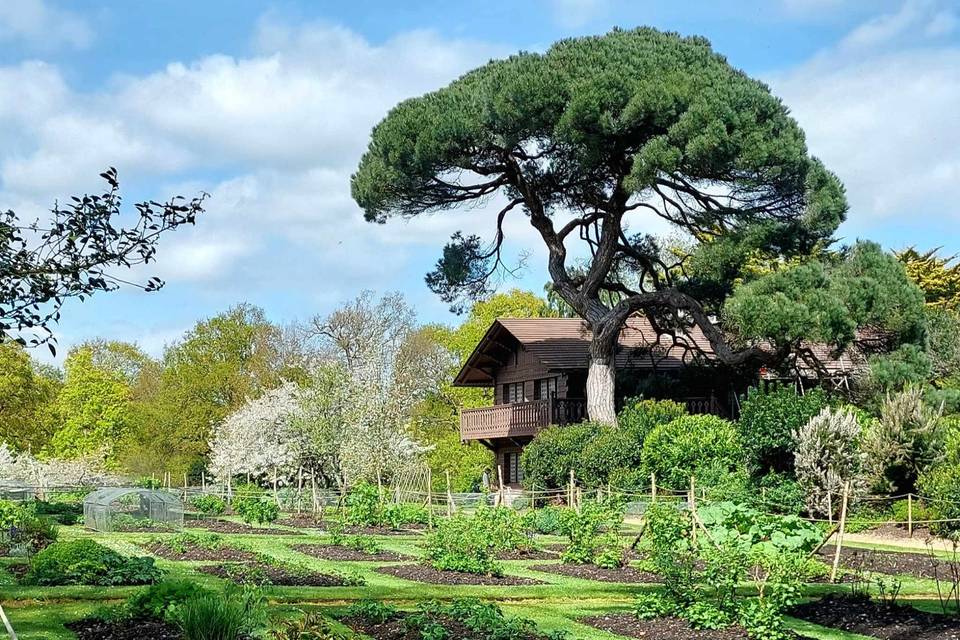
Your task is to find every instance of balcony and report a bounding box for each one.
[460,398,586,442]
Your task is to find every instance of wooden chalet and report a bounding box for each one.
[453,317,871,488]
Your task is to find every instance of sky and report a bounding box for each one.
[1,0,958,363]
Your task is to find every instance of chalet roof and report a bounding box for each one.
[453,316,715,387]
[452,316,872,387]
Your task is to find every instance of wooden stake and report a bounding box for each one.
[568,470,575,509]
[426,468,434,529]
[830,480,851,583]
[310,473,318,514]
[908,493,914,538]
[0,602,19,640]
[650,473,657,503]
[445,470,454,516]
[576,486,583,513]
[689,476,697,545]
[201,471,206,492]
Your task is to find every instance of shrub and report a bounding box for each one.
[918,428,960,536]
[32,499,82,525]
[865,386,944,493]
[738,385,827,476]
[178,586,266,640]
[236,499,279,526]
[619,398,687,442]
[380,502,429,529]
[344,482,382,526]
[25,539,162,586]
[11,512,58,552]
[424,504,535,575]
[793,406,867,518]
[558,500,626,567]
[192,495,227,516]
[126,580,212,622]
[522,505,570,535]
[520,421,599,489]
[641,415,742,490]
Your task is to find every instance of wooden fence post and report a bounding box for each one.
[830,481,851,583]
[650,473,657,503]
[201,471,206,492]
[568,470,575,509]
[908,493,914,538]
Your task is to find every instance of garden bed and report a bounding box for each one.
[143,540,255,562]
[818,545,943,580]
[184,519,302,535]
[293,543,411,562]
[790,594,960,639]
[582,613,750,639]
[275,515,324,528]
[343,525,426,536]
[529,562,661,583]
[495,548,561,561]
[199,561,353,586]
[343,613,545,639]
[66,617,182,640]
[375,563,543,585]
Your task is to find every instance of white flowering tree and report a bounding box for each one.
[0,443,118,499]
[301,292,451,490]
[207,381,303,501]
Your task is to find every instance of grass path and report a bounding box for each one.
[3,522,955,639]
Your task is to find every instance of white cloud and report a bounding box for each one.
[839,0,957,51]
[549,0,610,28]
[0,0,92,51]
[0,19,512,289]
[769,1,960,225]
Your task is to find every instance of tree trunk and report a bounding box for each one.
[586,327,618,425]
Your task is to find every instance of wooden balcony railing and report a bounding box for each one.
[460,398,586,442]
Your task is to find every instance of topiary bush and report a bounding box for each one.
[641,415,743,490]
[24,539,162,586]
[737,385,827,477]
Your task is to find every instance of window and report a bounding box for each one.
[535,377,557,400]
[503,451,524,484]
[502,382,525,404]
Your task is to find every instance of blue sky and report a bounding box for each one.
[1,0,958,362]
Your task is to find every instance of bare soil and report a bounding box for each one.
[184,519,302,535]
[293,543,412,562]
[375,563,543,586]
[66,618,183,640]
[275,515,324,528]
[144,541,256,562]
[582,614,751,639]
[818,545,944,580]
[791,594,960,639]
[529,562,661,583]
[199,561,352,586]
[343,525,426,536]
[495,547,562,561]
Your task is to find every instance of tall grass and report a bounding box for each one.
[178,586,265,640]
